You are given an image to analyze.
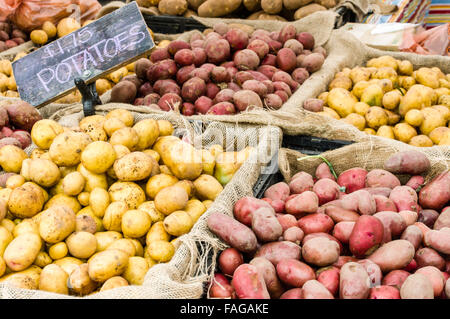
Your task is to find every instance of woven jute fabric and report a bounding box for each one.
[0,103,281,299]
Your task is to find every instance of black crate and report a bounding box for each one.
[144,15,208,34]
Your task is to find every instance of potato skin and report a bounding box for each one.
[88,249,129,282]
[255,241,301,266]
[193,174,223,201]
[154,185,188,215]
[251,207,282,242]
[339,262,370,299]
[419,171,450,211]
[276,259,315,287]
[4,233,42,271]
[349,215,384,258]
[233,196,274,226]
[384,150,431,175]
[100,276,129,291]
[198,0,242,17]
[231,264,270,299]
[302,237,339,267]
[21,158,61,188]
[368,240,415,272]
[39,205,76,244]
[39,264,69,295]
[114,152,153,182]
[400,273,434,299]
[109,182,146,209]
[49,131,92,167]
[249,256,284,298]
[8,182,45,218]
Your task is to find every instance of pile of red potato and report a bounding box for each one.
[110,23,326,115]
[207,150,450,299]
[0,22,28,53]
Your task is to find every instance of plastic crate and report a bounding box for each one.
[144,15,208,34]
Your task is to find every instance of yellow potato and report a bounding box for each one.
[100,276,129,291]
[81,141,116,174]
[201,149,216,176]
[75,214,97,234]
[349,68,371,84]
[0,145,27,173]
[367,56,398,71]
[88,249,129,282]
[209,144,223,157]
[376,125,395,139]
[202,200,213,210]
[429,127,450,145]
[328,76,352,91]
[77,164,108,192]
[351,81,370,99]
[106,238,136,257]
[415,67,439,89]
[0,60,12,76]
[109,182,146,209]
[0,265,41,290]
[96,79,113,96]
[342,113,366,131]
[44,193,81,214]
[39,205,76,244]
[156,120,174,136]
[432,105,450,122]
[21,158,61,188]
[78,192,90,206]
[439,94,450,107]
[154,185,188,215]
[49,131,92,167]
[1,219,15,234]
[4,233,41,271]
[54,256,83,275]
[409,135,434,147]
[48,242,68,260]
[130,239,144,257]
[94,231,123,252]
[104,117,127,138]
[371,67,398,86]
[398,85,434,116]
[193,174,223,201]
[146,240,175,262]
[13,218,39,237]
[30,29,48,45]
[66,231,97,259]
[174,180,195,199]
[34,253,53,271]
[159,165,173,175]
[394,123,418,143]
[142,149,160,163]
[420,107,446,135]
[146,221,171,245]
[110,127,139,151]
[114,152,153,182]
[121,209,151,238]
[360,84,383,106]
[108,67,128,84]
[106,109,134,127]
[8,182,45,218]
[6,174,25,189]
[42,21,57,38]
[0,256,5,277]
[88,188,110,219]
[68,263,97,296]
[138,201,165,223]
[38,264,68,294]
[163,210,193,236]
[163,140,204,180]
[398,60,413,75]
[385,110,400,126]
[439,131,450,145]
[0,226,13,256]
[145,173,179,199]
[62,171,85,196]
[102,201,128,232]
[365,106,388,130]
[405,109,424,127]
[57,17,81,37]
[327,88,357,118]
[77,207,103,233]
[122,256,149,285]
[133,119,160,151]
[184,199,207,223]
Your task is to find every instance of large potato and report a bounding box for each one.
[3,233,42,271]
[68,263,97,296]
[49,131,92,167]
[38,264,68,295]
[161,140,203,180]
[31,120,64,150]
[89,188,110,218]
[110,127,139,151]
[154,185,189,215]
[193,174,223,201]
[8,182,45,218]
[133,119,160,151]
[62,172,85,196]
[145,174,179,199]
[121,209,152,238]
[44,193,81,214]
[0,145,27,173]
[21,158,60,187]
[114,152,153,182]
[39,205,76,244]
[122,256,149,285]
[109,182,146,209]
[81,141,116,174]
[0,265,41,290]
[88,249,129,282]
[66,231,97,259]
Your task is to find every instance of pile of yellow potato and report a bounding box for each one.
[0,59,19,98]
[0,108,251,295]
[313,55,450,146]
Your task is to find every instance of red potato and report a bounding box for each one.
[209,273,236,298]
[280,288,303,299]
[181,102,195,116]
[233,90,263,111]
[276,48,297,73]
[415,266,445,297]
[167,40,191,56]
[234,71,255,86]
[143,93,160,106]
[139,82,154,97]
[279,25,296,44]
[268,199,284,214]
[389,186,419,212]
[302,280,334,299]
[418,209,439,228]
[401,225,423,250]
[384,150,431,175]
[252,207,283,242]
[316,266,340,296]
[362,187,392,197]
[269,31,280,41]
[424,228,450,254]
[301,53,325,73]
[382,270,410,289]
[191,40,205,49]
[159,81,181,96]
[264,182,290,201]
[297,213,334,234]
[268,40,282,54]
[11,131,31,149]
[192,48,207,66]
[415,247,445,270]
[349,215,384,258]
[5,102,42,132]
[205,39,231,64]
[315,163,336,181]
[110,81,137,104]
[264,94,283,109]
[188,68,210,83]
[368,240,415,273]
[250,257,285,299]
[234,196,272,226]
[400,273,434,299]
[374,211,406,242]
[296,32,315,50]
[419,171,450,211]
[146,59,178,83]
[339,262,370,299]
[219,248,244,276]
[262,80,274,94]
[248,70,269,82]
[415,221,431,238]
[234,49,260,71]
[313,46,327,57]
[213,23,228,36]
[398,210,417,226]
[373,195,397,213]
[5,40,16,49]
[332,221,355,244]
[365,169,401,189]
[205,83,220,99]
[242,80,268,98]
[369,286,400,299]
[284,39,303,55]
[272,71,298,91]
[403,259,418,272]
[157,93,182,111]
[176,65,196,84]
[255,241,302,266]
[194,96,213,114]
[303,98,323,112]
[207,102,237,115]
[150,47,170,63]
[434,208,450,230]
[333,256,359,268]
[313,178,340,205]
[301,233,343,254]
[247,39,270,60]
[226,29,249,50]
[275,90,289,103]
[135,58,153,80]
[181,77,206,102]
[276,259,315,288]
[153,79,176,92]
[207,212,258,253]
[261,54,277,66]
[296,54,306,68]
[213,89,235,104]
[277,214,298,231]
[302,237,340,267]
[211,66,231,83]
[289,171,314,194]
[323,205,360,223]
[337,168,368,194]
[285,192,319,216]
[283,226,304,245]
[231,264,270,299]
[340,190,377,215]
[406,175,424,190]
[358,259,383,288]
[446,278,450,299]
[257,65,278,80]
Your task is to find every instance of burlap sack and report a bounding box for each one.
[0,104,281,299]
[0,41,35,61]
[278,139,450,186]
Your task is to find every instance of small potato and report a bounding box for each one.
[0,145,27,173]
[39,264,69,295]
[122,209,152,238]
[123,256,149,285]
[285,192,319,216]
[39,205,76,244]
[138,201,165,223]
[100,276,129,291]
[219,248,244,276]
[114,152,153,182]
[13,219,39,237]
[62,172,85,196]
[276,259,315,288]
[157,120,174,136]
[163,210,193,236]
[339,262,370,299]
[232,264,270,299]
[109,182,146,209]
[95,231,123,252]
[146,221,171,245]
[88,249,129,282]
[106,109,134,127]
[106,238,136,257]
[4,233,42,271]
[154,185,188,215]
[66,231,97,259]
[297,213,334,235]
[302,237,340,267]
[68,263,97,295]
[8,182,45,218]
[146,240,175,262]
[103,118,126,137]
[48,242,68,260]
[193,174,223,201]
[145,174,179,199]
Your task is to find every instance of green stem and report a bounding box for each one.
[297,155,346,192]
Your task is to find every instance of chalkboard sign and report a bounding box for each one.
[12,2,154,107]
